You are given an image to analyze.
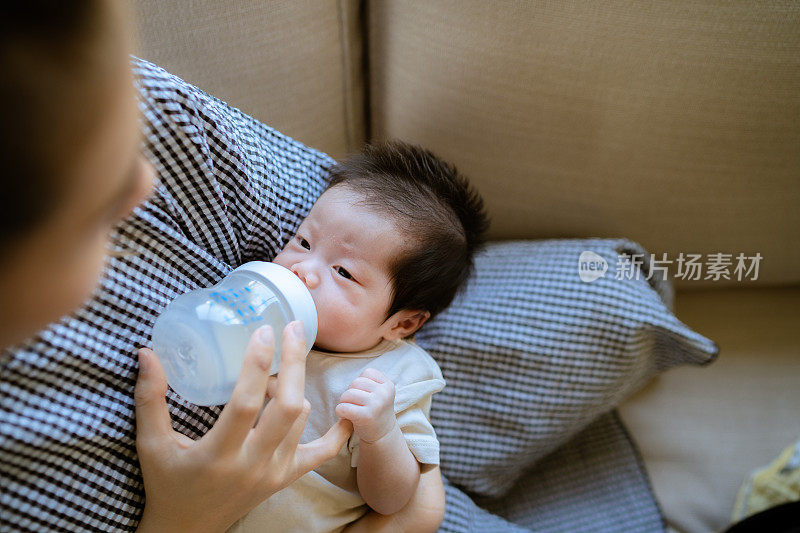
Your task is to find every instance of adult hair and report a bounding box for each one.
[326,140,491,325]
[0,1,121,251]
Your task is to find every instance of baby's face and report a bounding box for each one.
[272,186,408,353]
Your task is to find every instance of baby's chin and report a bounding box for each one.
[311,337,349,354]
[311,333,383,354]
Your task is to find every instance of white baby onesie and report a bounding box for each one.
[227,337,445,533]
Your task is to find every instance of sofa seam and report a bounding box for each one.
[337,0,354,153]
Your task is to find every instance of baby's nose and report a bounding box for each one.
[292,265,318,289]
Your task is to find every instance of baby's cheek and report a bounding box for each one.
[321,301,357,334]
[271,249,292,267]
[318,297,361,343]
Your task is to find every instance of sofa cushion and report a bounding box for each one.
[619,286,800,533]
[416,238,719,497]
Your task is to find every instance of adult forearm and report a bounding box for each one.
[356,422,420,515]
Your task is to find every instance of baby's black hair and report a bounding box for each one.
[325,140,491,328]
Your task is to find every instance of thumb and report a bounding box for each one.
[295,418,354,473]
[134,348,175,449]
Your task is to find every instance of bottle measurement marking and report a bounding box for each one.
[210,286,272,326]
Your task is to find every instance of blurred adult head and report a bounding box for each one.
[0,1,154,348]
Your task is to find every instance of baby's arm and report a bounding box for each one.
[335,368,420,515]
[342,464,445,533]
[356,420,420,514]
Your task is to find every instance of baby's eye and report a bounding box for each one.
[298,237,310,250]
[335,266,354,281]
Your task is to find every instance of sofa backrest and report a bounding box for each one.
[135,0,799,289]
[133,0,365,161]
[368,1,799,289]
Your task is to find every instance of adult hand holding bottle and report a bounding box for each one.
[135,320,353,533]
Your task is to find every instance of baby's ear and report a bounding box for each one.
[387,309,430,340]
[414,310,431,330]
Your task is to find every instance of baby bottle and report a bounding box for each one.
[151,262,317,406]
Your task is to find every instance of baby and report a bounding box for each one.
[228,140,490,533]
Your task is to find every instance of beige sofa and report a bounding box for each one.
[133,1,800,531]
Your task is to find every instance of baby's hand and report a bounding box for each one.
[335,368,396,443]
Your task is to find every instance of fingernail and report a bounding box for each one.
[291,321,303,338]
[258,325,274,345]
[137,349,148,373]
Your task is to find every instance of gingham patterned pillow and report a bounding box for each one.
[441,411,664,532]
[416,238,718,498]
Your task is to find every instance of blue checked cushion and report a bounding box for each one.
[441,410,664,532]
[415,238,719,498]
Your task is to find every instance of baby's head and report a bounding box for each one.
[273,140,490,353]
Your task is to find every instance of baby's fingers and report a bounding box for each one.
[338,388,369,406]
[347,376,379,393]
[359,368,389,384]
[334,402,366,421]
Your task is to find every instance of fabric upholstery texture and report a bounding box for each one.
[367,0,800,288]
[133,0,365,161]
[415,238,719,498]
